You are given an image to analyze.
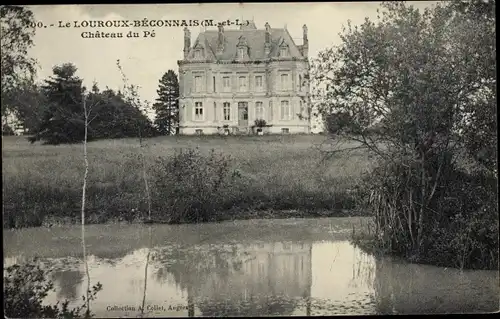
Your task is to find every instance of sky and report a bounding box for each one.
[26,2,437,113]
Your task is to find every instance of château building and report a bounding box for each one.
[177,21,311,135]
[185,241,313,316]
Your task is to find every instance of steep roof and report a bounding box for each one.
[186,24,305,61]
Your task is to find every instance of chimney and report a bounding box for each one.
[302,24,308,56]
[183,27,191,59]
[264,22,271,55]
[217,24,224,54]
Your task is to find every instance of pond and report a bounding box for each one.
[4,217,499,316]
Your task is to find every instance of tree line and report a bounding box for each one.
[1,5,180,144]
[2,62,180,144]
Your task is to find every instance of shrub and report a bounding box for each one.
[354,156,498,269]
[425,171,498,269]
[254,119,267,128]
[151,148,241,223]
[324,112,353,136]
[4,261,102,318]
[2,123,15,136]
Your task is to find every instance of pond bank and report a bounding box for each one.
[350,230,500,271]
[28,208,367,229]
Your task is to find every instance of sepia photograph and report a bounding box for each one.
[2,1,498,317]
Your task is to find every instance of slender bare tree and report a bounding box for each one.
[116,60,153,221]
[140,226,152,317]
[80,91,103,317]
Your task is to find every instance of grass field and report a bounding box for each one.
[2,134,373,228]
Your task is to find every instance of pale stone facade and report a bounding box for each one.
[2,109,26,135]
[194,241,313,316]
[177,21,311,135]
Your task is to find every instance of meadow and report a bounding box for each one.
[2,134,373,228]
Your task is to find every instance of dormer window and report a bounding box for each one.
[236,36,249,60]
[194,49,203,59]
[238,47,245,59]
[193,39,204,60]
[280,47,288,57]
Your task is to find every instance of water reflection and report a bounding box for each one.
[51,269,84,301]
[140,227,153,318]
[153,242,313,316]
[4,219,499,316]
[373,256,500,314]
[81,220,91,316]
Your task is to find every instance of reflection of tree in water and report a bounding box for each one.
[152,244,242,292]
[349,247,375,290]
[151,241,312,317]
[25,257,86,304]
[90,250,131,264]
[51,269,84,301]
[372,256,500,315]
[372,257,395,315]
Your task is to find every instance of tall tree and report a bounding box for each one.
[1,5,37,116]
[7,81,47,134]
[448,0,496,176]
[311,0,496,267]
[86,85,157,140]
[28,63,86,144]
[152,70,179,135]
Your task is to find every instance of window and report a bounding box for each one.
[280,100,290,120]
[238,47,245,59]
[269,101,273,121]
[195,50,203,59]
[213,102,217,121]
[194,76,203,93]
[195,102,203,120]
[280,74,289,91]
[213,76,216,93]
[223,102,231,121]
[299,74,302,91]
[280,47,288,57]
[255,76,263,90]
[258,263,265,276]
[282,128,290,134]
[222,76,231,92]
[269,101,274,121]
[255,102,264,120]
[239,102,248,120]
[238,76,247,92]
[195,129,203,135]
